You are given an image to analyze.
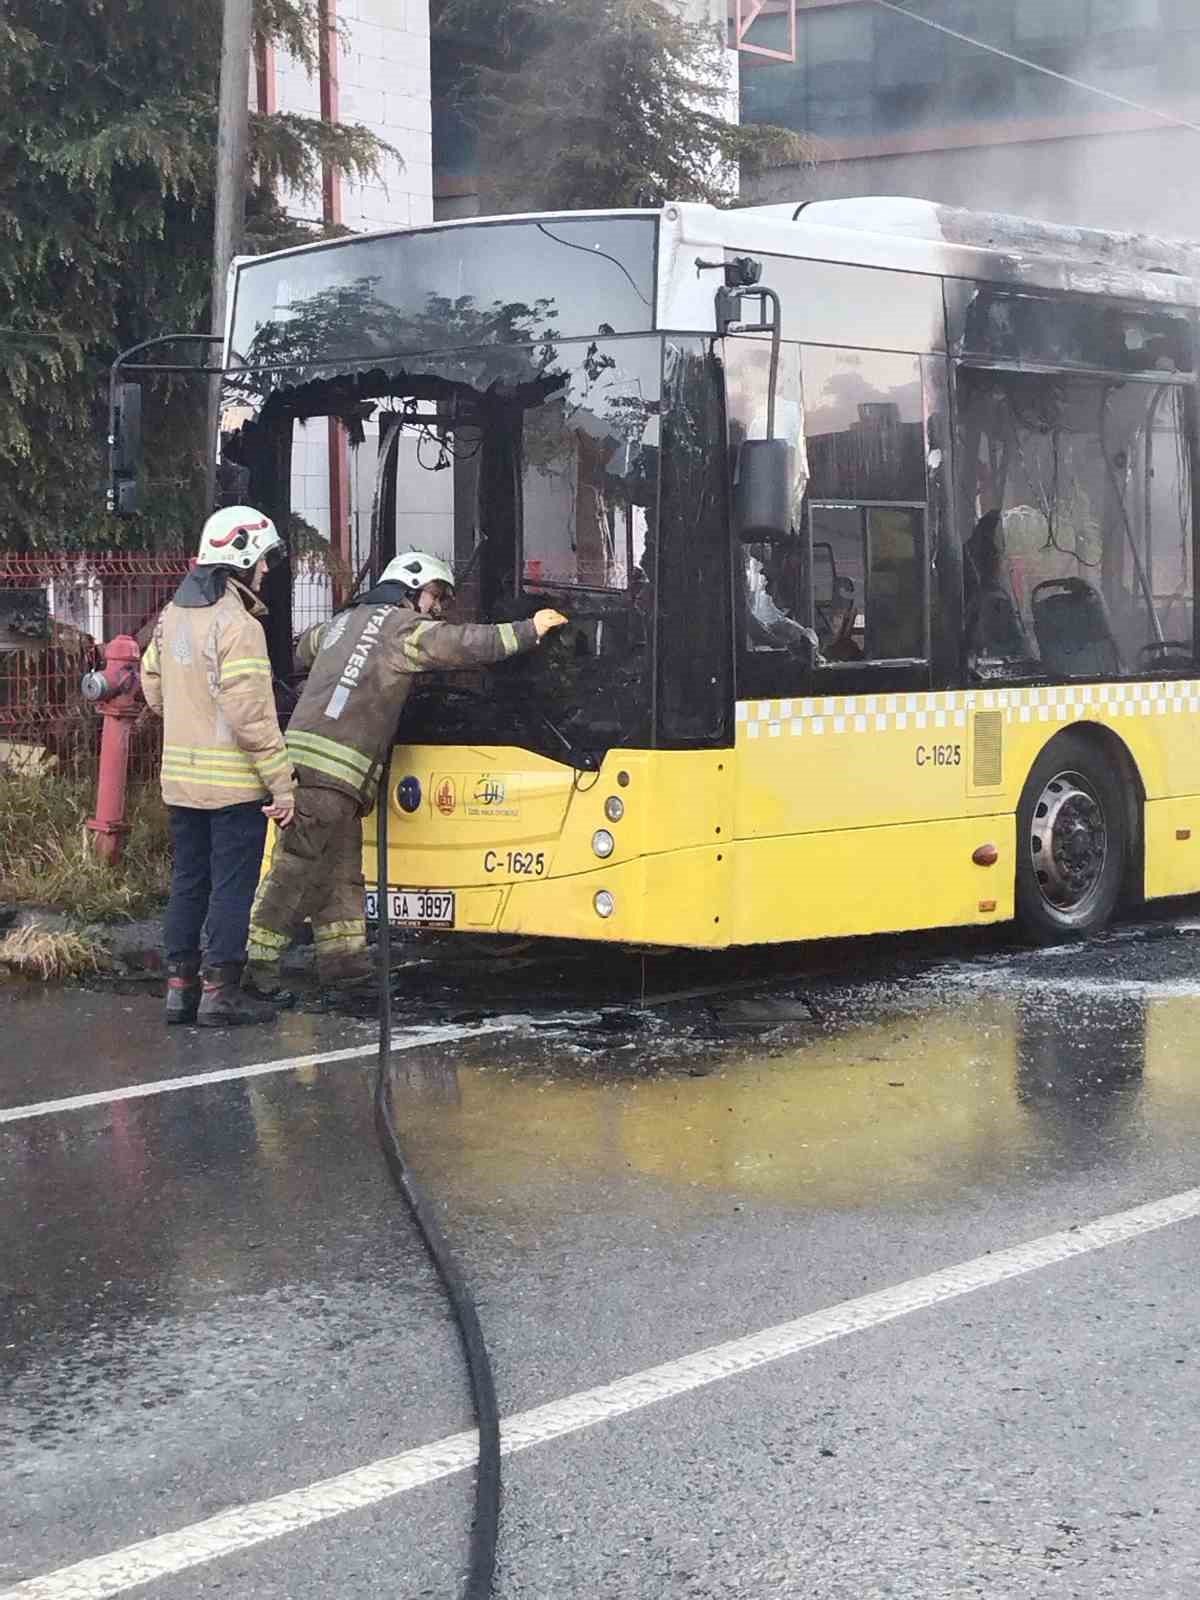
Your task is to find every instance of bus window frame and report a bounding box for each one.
[734,496,933,702]
[807,498,931,671]
[950,358,1200,685]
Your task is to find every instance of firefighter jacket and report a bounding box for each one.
[287,585,539,807]
[141,570,294,810]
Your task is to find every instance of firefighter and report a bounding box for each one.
[246,552,566,991]
[142,506,293,1027]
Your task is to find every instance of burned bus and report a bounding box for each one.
[114,199,1200,946]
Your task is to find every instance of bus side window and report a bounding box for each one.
[957,369,1195,676]
[802,347,925,503]
[810,503,926,664]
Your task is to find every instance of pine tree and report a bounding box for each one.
[431,0,811,214]
[0,1,388,550]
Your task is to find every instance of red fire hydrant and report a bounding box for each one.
[81,635,142,865]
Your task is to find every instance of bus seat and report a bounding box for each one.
[1031,578,1123,677]
[967,584,1029,661]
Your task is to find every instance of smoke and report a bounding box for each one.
[744,3,1200,240]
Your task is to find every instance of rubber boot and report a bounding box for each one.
[164,955,202,1025]
[197,964,277,1027]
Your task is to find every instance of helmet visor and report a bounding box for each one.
[263,541,288,572]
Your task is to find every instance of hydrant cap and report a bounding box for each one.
[105,634,141,664]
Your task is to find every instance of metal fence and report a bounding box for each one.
[0,552,336,786]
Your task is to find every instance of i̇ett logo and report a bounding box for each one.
[435,778,458,816]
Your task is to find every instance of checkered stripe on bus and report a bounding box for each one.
[735,681,1200,740]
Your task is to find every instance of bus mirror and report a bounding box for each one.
[735,438,792,541]
[108,381,143,518]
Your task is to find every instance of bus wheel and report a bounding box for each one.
[1015,732,1129,944]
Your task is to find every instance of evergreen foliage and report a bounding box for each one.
[0,0,389,550]
[431,0,812,214]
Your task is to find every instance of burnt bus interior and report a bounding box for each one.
[730,250,1199,705]
[206,213,1200,763]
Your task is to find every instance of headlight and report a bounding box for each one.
[395,776,422,814]
[591,828,615,858]
[604,795,624,823]
[593,891,615,918]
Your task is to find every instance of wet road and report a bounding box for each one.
[4,921,1200,1598]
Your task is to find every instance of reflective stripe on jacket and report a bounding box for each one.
[286,604,539,806]
[141,585,294,811]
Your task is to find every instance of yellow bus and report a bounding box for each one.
[130,198,1200,948]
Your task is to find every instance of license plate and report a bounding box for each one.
[365,889,455,927]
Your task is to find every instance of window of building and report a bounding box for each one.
[806,5,874,136]
[738,0,1187,145]
[874,7,945,127]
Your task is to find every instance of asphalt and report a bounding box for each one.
[4,916,1200,1597]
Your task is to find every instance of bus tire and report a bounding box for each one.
[1015,731,1129,945]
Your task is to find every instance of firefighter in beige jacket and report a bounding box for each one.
[142,507,293,1027]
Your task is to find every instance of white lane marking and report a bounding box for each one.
[0,1020,529,1127]
[6,1183,1200,1600]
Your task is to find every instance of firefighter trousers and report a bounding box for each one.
[164,801,268,968]
[246,784,368,983]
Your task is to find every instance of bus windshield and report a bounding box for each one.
[228,215,657,373]
[219,330,662,765]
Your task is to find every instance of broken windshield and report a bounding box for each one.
[220,334,663,763]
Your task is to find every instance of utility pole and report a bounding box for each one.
[206,0,254,509]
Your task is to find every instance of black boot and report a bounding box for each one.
[197,964,277,1027]
[164,955,202,1025]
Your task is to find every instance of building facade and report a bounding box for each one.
[737,0,1200,238]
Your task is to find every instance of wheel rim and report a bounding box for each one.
[1028,768,1108,915]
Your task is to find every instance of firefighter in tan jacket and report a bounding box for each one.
[247,552,566,990]
[142,507,293,1027]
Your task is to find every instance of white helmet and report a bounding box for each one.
[380,551,456,595]
[197,506,286,571]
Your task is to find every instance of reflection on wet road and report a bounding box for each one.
[5,921,1200,1598]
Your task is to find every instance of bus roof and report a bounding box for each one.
[744,196,1200,286]
[226,198,1200,351]
[657,196,1200,318]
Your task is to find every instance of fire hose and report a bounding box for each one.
[372,770,501,1598]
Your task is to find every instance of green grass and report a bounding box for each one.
[0,772,171,921]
